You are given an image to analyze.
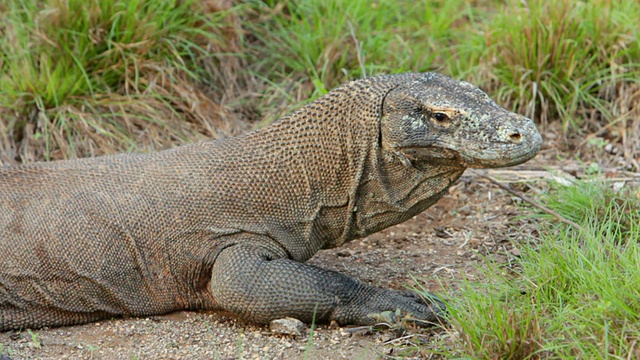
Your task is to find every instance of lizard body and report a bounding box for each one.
[0,73,541,330]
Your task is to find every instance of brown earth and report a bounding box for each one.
[1,141,637,360]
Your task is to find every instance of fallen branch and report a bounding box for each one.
[471,170,585,232]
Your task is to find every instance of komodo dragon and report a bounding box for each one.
[0,72,542,332]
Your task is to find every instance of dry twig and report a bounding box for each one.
[471,170,585,232]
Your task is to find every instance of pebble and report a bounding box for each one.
[270,317,306,336]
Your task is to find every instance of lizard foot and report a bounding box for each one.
[366,290,447,328]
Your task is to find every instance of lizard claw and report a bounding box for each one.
[366,291,447,329]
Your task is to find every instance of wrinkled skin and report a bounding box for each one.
[0,73,541,331]
[381,75,540,168]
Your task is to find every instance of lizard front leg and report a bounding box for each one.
[208,242,445,326]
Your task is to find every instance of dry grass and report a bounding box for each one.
[0,0,255,164]
[1,0,639,166]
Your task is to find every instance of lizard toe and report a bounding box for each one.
[363,289,447,328]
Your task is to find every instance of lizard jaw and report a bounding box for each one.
[395,132,542,169]
[456,131,542,169]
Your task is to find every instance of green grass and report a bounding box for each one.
[1,0,639,162]
[464,0,640,132]
[246,0,477,118]
[248,0,640,133]
[249,0,470,93]
[434,179,640,359]
[0,0,240,162]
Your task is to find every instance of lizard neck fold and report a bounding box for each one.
[329,147,465,247]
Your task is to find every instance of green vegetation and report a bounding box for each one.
[248,0,469,100]
[0,0,239,161]
[436,180,640,359]
[26,329,41,349]
[0,0,638,358]
[251,0,640,132]
[2,0,638,162]
[461,0,640,130]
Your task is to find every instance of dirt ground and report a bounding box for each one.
[1,143,636,359]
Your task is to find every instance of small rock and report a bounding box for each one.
[329,320,341,330]
[612,182,625,193]
[336,249,352,257]
[604,143,613,153]
[434,226,453,238]
[269,318,306,336]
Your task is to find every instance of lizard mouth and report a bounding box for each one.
[457,146,540,168]
[399,135,542,169]
[419,123,543,169]
[449,136,542,168]
[398,146,465,168]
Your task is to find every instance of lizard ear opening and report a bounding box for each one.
[379,88,435,152]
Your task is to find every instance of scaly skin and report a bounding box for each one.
[0,73,541,331]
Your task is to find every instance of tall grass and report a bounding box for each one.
[462,0,640,132]
[249,0,640,135]
[0,0,245,163]
[1,0,639,163]
[246,0,474,118]
[438,180,640,359]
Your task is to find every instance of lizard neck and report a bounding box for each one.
[327,143,466,248]
[253,79,466,252]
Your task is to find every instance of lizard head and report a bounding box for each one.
[380,73,542,168]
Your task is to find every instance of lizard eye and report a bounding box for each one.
[433,112,450,123]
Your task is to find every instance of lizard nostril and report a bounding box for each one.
[509,132,523,144]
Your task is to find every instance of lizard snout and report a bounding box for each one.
[501,116,541,148]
